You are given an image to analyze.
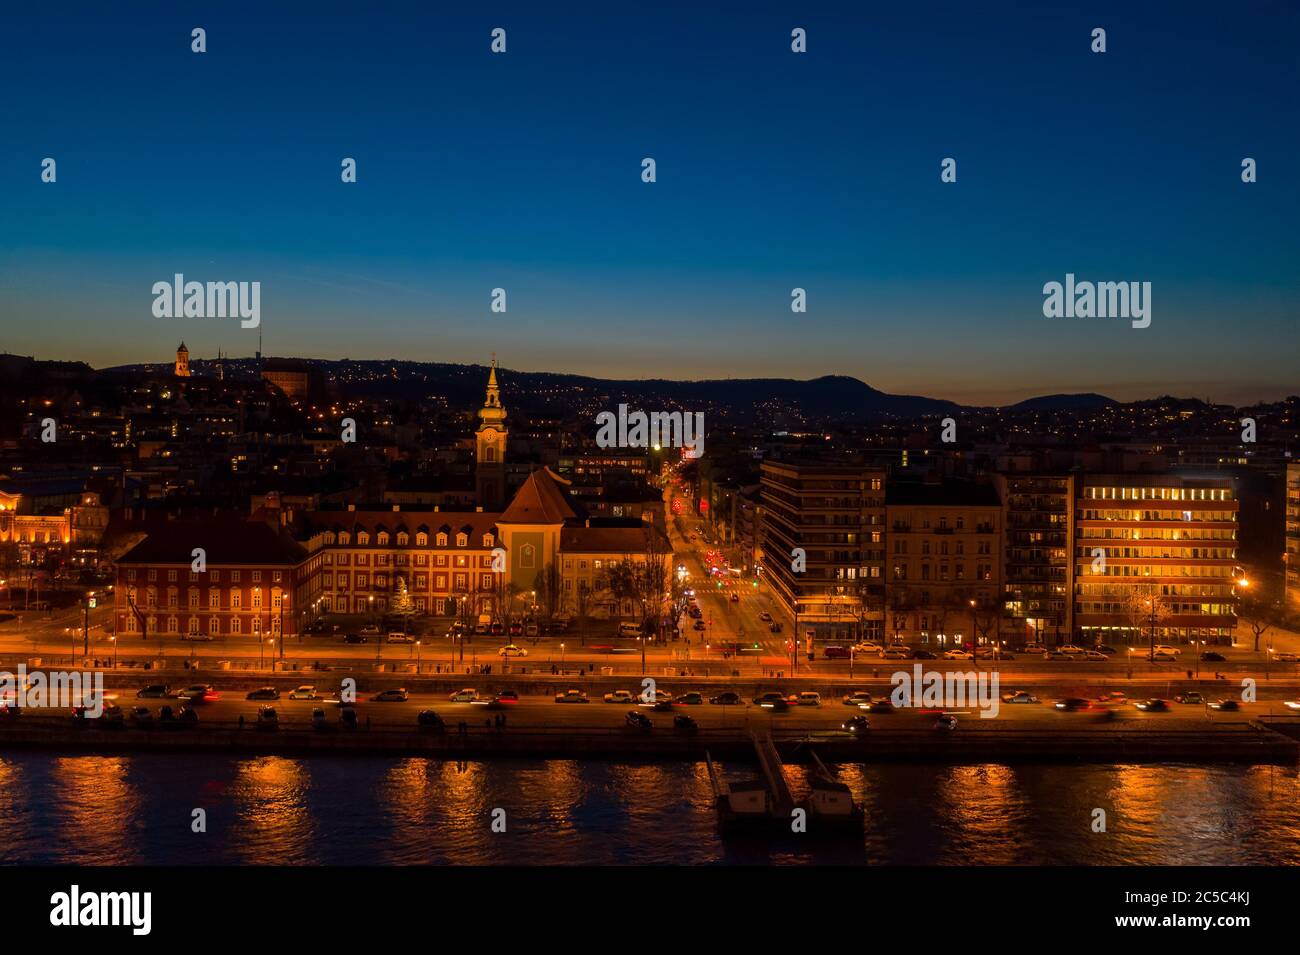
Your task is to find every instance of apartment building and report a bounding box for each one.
[996,473,1074,645]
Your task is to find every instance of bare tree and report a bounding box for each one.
[1120,583,1172,655]
[1238,581,1280,652]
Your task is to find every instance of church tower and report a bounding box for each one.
[475,358,508,508]
[175,342,190,377]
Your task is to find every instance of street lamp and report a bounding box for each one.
[110,635,117,669]
[969,599,978,672]
[415,640,421,674]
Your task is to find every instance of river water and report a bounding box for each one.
[1,754,1297,865]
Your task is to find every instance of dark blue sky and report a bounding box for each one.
[2,1,1297,404]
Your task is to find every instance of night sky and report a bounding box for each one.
[1,1,1296,405]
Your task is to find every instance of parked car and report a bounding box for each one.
[822,645,850,660]
[676,691,704,705]
[1175,692,1206,705]
[489,622,505,637]
[1200,651,1226,662]
[709,691,741,705]
[525,624,540,638]
[360,624,381,635]
[625,710,653,732]
[758,612,772,622]
[339,706,359,729]
[1043,650,1073,660]
[157,705,177,727]
[769,623,783,633]
[795,691,822,707]
[1275,652,1300,663]
[177,705,199,727]
[842,691,873,707]
[934,714,958,731]
[692,620,706,631]
[603,690,635,704]
[508,622,523,637]
[498,644,528,658]
[673,713,697,732]
[881,647,912,660]
[752,691,790,706]
[911,649,938,660]
[1080,650,1108,661]
[136,684,170,699]
[491,690,518,705]
[343,634,369,644]
[256,706,279,730]
[852,643,883,654]
[245,686,280,700]
[130,706,153,727]
[1057,644,1087,655]
[386,632,414,644]
[311,707,329,731]
[417,709,446,732]
[178,684,218,703]
[1148,650,1179,662]
[370,688,409,702]
[843,714,871,734]
[289,685,322,700]
[448,688,480,703]
[943,650,974,660]
[554,689,589,704]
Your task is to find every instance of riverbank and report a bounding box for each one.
[2,716,1296,764]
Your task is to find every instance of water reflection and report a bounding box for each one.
[0,754,1296,865]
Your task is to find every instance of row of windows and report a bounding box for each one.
[892,540,993,555]
[1079,509,1236,522]
[1083,486,1232,501]
[324,530,494,548]
[120,614,283,635]
[126,568,283,584]
[126,587,285,610]
[892,564,994,581]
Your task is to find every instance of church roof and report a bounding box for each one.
[498,467,578,524]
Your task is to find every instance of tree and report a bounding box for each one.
[887,586,912,645]
[854,579,885,644]
[533,562,562,623]
[1120,583,1172,654]
[390,576,414,617]
[1238,580,1280,652]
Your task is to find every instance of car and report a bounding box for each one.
[370,688,409,702]
[1019,643,1047,655]
[795,691,822,707]
[728,593,740,603]
[130,706,153,727]
[867,700,896,714]
[157,705,177,727]
[1055,698,1091,711]
[448,689,480,703]
[1043,650,1073,660]
[975,647,1012,659]
[1080,650,1108,661]
[709,691,741,705]
[822,646,850,660]
[1208,699,1240,711]
[256,706,279,730]
[642,689,674,703]
[246,686,280,700]
[1148,650,1178,662]
[360,624,382,635]
[842,691,874,707]
[386,632,414,644]
[758,612,772,622]
[1175,692,1206,705]
[852,643,883,654]
[289,685,322,700]
[1095,692,1129,705]
[474,623,489,635]
[554,689,589,703]
[1283,700,1300,711]
[311,707,329,730]
[490,623,505,637]
[673,713,698,732]
[343,634,369,644]
[1094,645,1118,655]
[752,691,789,706]
[177,705,199,727]
[1002,691,1040,704]
[769,623,783,633]
[178,684,218,703]
[1200,651,1226,662]
[762,698,790,713]
[1134,699,1170,712]
[881,647,913,660]
[1057,644,1087,655]
[1152,644,1182,656]
[934,714,958,730]
[911,649,938,660]
[136,684,170,699]
[692,620,706,631]
[625,710,653,732]
[843,714,870,734]
[1275,652,1300,663]
[417,709,446,732]
[508,622,523,637]
[648,698,675,712]
[525,624,540,638]
[675,691,704,705]
[339,706,359,728]
[498,644,528,658]
[491,690,519,704]
[603,690,636,704]
[943,650,974,660]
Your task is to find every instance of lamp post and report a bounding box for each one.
[969,599,979,673]
[415,640,421,674]
[110,635,117,669]
[83,590,95,660]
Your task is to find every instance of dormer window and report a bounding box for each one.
[483,534,494,547]
[416,533,427,546]
[377,532,389,546]
[436,533,448,547]
[456,533,468,547]
[397,533,408,546]
[358,532,370,545]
